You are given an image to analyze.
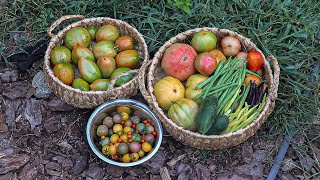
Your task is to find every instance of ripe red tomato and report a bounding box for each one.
[247,50,263,72]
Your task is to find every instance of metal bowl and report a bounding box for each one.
[86,98,163,167]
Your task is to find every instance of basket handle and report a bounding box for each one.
[107,69,140,93]
[47,15,85,38]
[138,60,153,103]
[267,55,280,102]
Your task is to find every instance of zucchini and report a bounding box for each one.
[196,96,218,134]
[206,115,229,135]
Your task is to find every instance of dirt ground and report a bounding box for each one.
[0,44,319,180]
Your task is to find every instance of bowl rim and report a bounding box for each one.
[86,98,163,167]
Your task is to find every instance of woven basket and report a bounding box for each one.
[43,15,149,109]
[139,27,280,150]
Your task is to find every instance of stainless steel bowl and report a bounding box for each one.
[86,98,163,167]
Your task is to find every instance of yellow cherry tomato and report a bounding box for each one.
[122,153,131,163]
[138,150,145,158]
[113,124,123,133]
[131,153,139,162]
[142,142,152,152]
[120,134,128,142]
[121,112,129,121]
[102,145,109,155]
[108,145,117,155]
[110,134,119,144]
[123,126,132,134]
[114,142,120,148]
[116,106,131,114]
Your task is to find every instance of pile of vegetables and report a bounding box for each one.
[49,25,139,91]
[96,106,158,163]
[154,30,267,135]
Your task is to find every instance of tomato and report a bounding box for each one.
[142,142,152,152]
[151,131,157,136]
[244,75,261,86]
[122,153,131,163]
[101,145,109,155]
[124,120,132,127]
[108,145,117,155]
[64,27,91,49]
[53,63,75,85]
[120,134,128,142]
[129,142,141,153]
[132,133,141,143]
[113,114,122,123]
[96,25,120,42]
[112,154,119,161]
[191,31,217,52]
[117,143,129,155]
[136,123,145,133]
[138,150,145,158]
[50,46,72,66]
[209,49,226,65]
[116,106,131,114]
[131,116,140,124]
[115,50,140,69]
[115,35,135,52]
[96,125,108,137]
[247,50,263,72]
[110,134,119,144]
[121,112,129,121]
[71,46,95,65]
[131,153,139,162]
[123,126,132,134]
[113,124,123,133]
[145,125,154,134]
[144,134,155,144]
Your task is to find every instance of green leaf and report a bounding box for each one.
[182,5,191,14]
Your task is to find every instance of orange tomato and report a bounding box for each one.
[108,145,117,155]
[123,126,132,134]
[244,75,261,86]
[121,112,129,121]
[209,49,226,65]
[142,142,152,152]
[247,50,263,72]
[120,134,128,142]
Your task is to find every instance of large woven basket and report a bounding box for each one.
[139,27,280,150]
[44,15,149,109]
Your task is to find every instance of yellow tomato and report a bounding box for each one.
[131,153,139,162]
[122,153,131,163]
[116,106,131,114]
[123,126,132,134]
[120,134,128,143]
[138,150,145,158]
[101,145,109,155]
[121,112,129,121]
[142,142,152,152]
[113,124,123,133]
[110,134,119,144]
[114,142,120,148]
[108,145,117,155]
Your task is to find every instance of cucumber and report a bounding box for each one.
[196,96,218,134]
[206,115,229,135]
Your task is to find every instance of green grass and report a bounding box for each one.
[0,0,319,176]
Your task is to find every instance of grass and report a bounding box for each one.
[0,0,319,177]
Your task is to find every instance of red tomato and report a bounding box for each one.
[244,75,261,86]
[247,50,263,72]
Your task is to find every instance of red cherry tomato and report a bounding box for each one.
[152,131,157,136]
[247,50,263,72]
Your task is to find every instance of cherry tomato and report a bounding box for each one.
[152,131,157,136]
[120,134,128,142]
[102,145,109,155]
[113,124,123,133]
[134,130,139,134]
[129,139,133,143]
[117,138,122,143]
[247,50,263,72]
[142,142,152,152]
[131,124,136,128]
[121,112,129,121]
[138,150,145,158]
[108,145,117,155]
[110,134,119,144]
[122,153,131,163]
[127,134,132,139]
[244,75,261,86]
[101,135,106,140]
[112,154,119,161]
[120,121,125,125]
[131,153,139,162]
[127,131,132,135]
[143,120,148,124]
[123,126,132,134]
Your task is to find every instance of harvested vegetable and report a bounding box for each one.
[196,96,218,134]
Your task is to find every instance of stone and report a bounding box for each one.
[32,71,52,99]
[142,150,166,174]
[194,163,210,180]
[47,97,74,112]
[0,70,18,83]
[72,155,87,175]
[18,163,37,180]
[4,99,22,126]
[2,81,31,100]
[86,165,104,180]
[0,154,30,174]
[24,98,43,129]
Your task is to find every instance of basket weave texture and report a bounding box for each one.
[139,27,280,150]
[44,15,149,109]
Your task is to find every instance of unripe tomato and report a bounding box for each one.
[247,50,263,72]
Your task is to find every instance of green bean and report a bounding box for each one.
[246,69,262,79]
[218,86,241,114]
[223,87,242,114]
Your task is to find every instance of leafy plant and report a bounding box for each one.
[166,0,192,14]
